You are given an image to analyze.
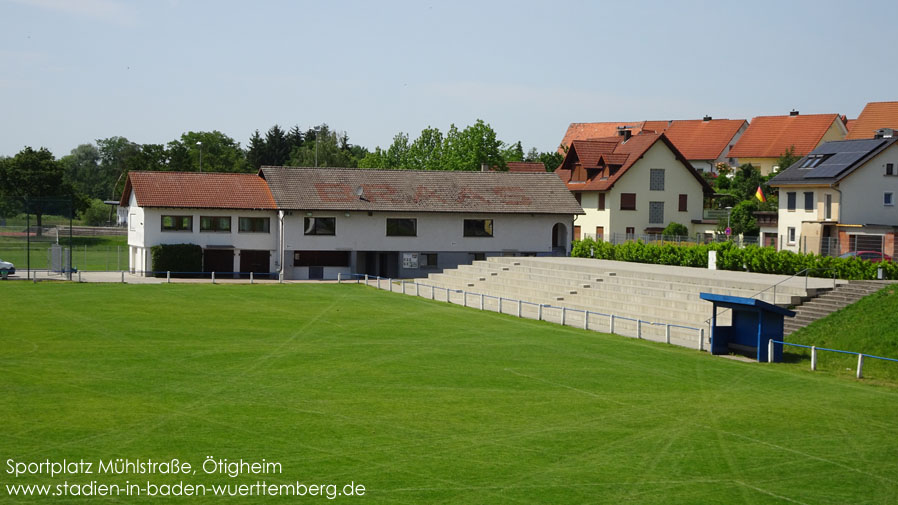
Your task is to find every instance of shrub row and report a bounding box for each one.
[150,243,203,277]
[570,238,898,280]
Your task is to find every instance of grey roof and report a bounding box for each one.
[769,137,898,186]
[260,166,584,215]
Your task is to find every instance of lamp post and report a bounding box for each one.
[196,141,203,172]
[725,206,733,239]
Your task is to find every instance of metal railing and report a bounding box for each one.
[768,339,898,380]
[343,273,706,351]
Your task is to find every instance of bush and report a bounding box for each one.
[569,239,897,280]
[79,199,110,226]
[150,244,203,277]
[662,222,689,237]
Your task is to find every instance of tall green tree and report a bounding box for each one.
[60,144,102,199]
[407,127,443,170]
[502,141,525,162]
[167,131,246,173]
[265,125,291,166]
[246,130,266,171]
[0,147,83,231]
[441,119,505,171]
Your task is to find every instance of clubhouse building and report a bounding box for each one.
[120,167,583,280]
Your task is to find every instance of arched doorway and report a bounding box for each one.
[552,223,567,254]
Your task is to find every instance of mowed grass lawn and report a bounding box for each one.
[2,283,897,504]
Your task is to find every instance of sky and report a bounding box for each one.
[2,0,897,158]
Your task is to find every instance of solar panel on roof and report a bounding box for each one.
[811,138,884,154]
[800,139,887,179]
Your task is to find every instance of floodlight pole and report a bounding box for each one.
[196,141,203,172]
[26,212,30,280]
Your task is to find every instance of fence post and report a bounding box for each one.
[212,271,216,284]
[768,339,774,363]
[498,297,502,314]
[666,324,671,344]
[388,278,392,292]
[610,314,615,334]
[699,328,704,351]
[337,273,341,283]
[637,320,642,339]
[250,271,254,284]
[402,281,406,295]
[377,277,381,290]
[167,270,170,283]
[463,291,467,307]
[517,299,522,318]
[538,304,543,321]
[811,346,817,371]
[121,271,125,284]
[561,307,566,326]
[584,311,589,330]
[431,285,435,300]
[78,271,82,283]
[480,293,484,310]
[365,274,369,286]
[857,354,864,379]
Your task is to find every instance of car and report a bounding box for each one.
[838,250,892,262]
[0,258,14,279]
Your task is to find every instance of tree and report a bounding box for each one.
[441,119,505,171]
[0,147,82,232]
[246,130,266,171]
[289,126,359,168]
[80,198,111,226]
[774,145,800,174]
[502,141,524,163]
[406,126,443,170]
[264,125,291,166]
[60,144,102,199]
[717,199,760,237]
[537,150,564,172]
[167,131,246,173]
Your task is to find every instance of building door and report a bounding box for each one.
[573,226,581,241]
[239,250,271,278]
[595,226,604,241]
[204,249,234,274]
[551,223,568,253]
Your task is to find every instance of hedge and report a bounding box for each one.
[570,238,898,280]
[150,244,203,277]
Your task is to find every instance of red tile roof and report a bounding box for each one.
[559,122,645,151]
[506,161,546,173]
[845,101,898,140]
[554,132,711,192]
[561,119,746,161]
[727,113,844,158]
[662,119,747,160]
[120,171,277,209]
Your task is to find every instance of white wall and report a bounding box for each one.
[839,145,898,225]
[776,187,834,252]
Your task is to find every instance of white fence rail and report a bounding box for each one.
[343,273,706,351]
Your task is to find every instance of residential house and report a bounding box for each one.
[555,131,713,241]
[560,118,747,174]
[121,168,583,280]
[845,101,898,140]
[727,111,848,176]
[768,133,898,255]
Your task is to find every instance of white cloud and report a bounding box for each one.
[9,0,138,26]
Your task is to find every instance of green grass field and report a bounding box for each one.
[0,236,127,272]
[3,283,897,504]
[785,284,898,384]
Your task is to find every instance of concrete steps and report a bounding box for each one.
[783,280,888,336]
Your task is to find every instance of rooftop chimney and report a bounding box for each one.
[790,109,799,116]
[481,162,490,172]
[703,115,712,121]
[617,126,632,141]
[875,128,895,139]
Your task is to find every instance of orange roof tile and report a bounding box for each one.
[845,101,898,139]
[562,118,747,161]
[559,122,645,151]
[555,133,711,193]
[727,113,844,158]
[120,171,277,209]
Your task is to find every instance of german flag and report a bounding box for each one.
[755,185,766,203]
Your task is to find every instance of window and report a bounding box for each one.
[788,227,796,245]
[473,252,486,261]
[825,194,832,220]
[786,192,796,211]
[804,192,814,212]
[886,163,895,176]
[386,218,416,237]
[129,213,136,231]
[649,202,664,224]
[650,169,665,190]
[598,193,606,210]
[595,226,604,240]
[200,216,231,232]
[620,193,636,210]
[161,215,192,232]
[463,219,493,237]
[304,217,335,235]
[885,192,894,206]
[239,217,270,233]
[678,194,687,212]
[625,227,635,239]
[420,253,438,268]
